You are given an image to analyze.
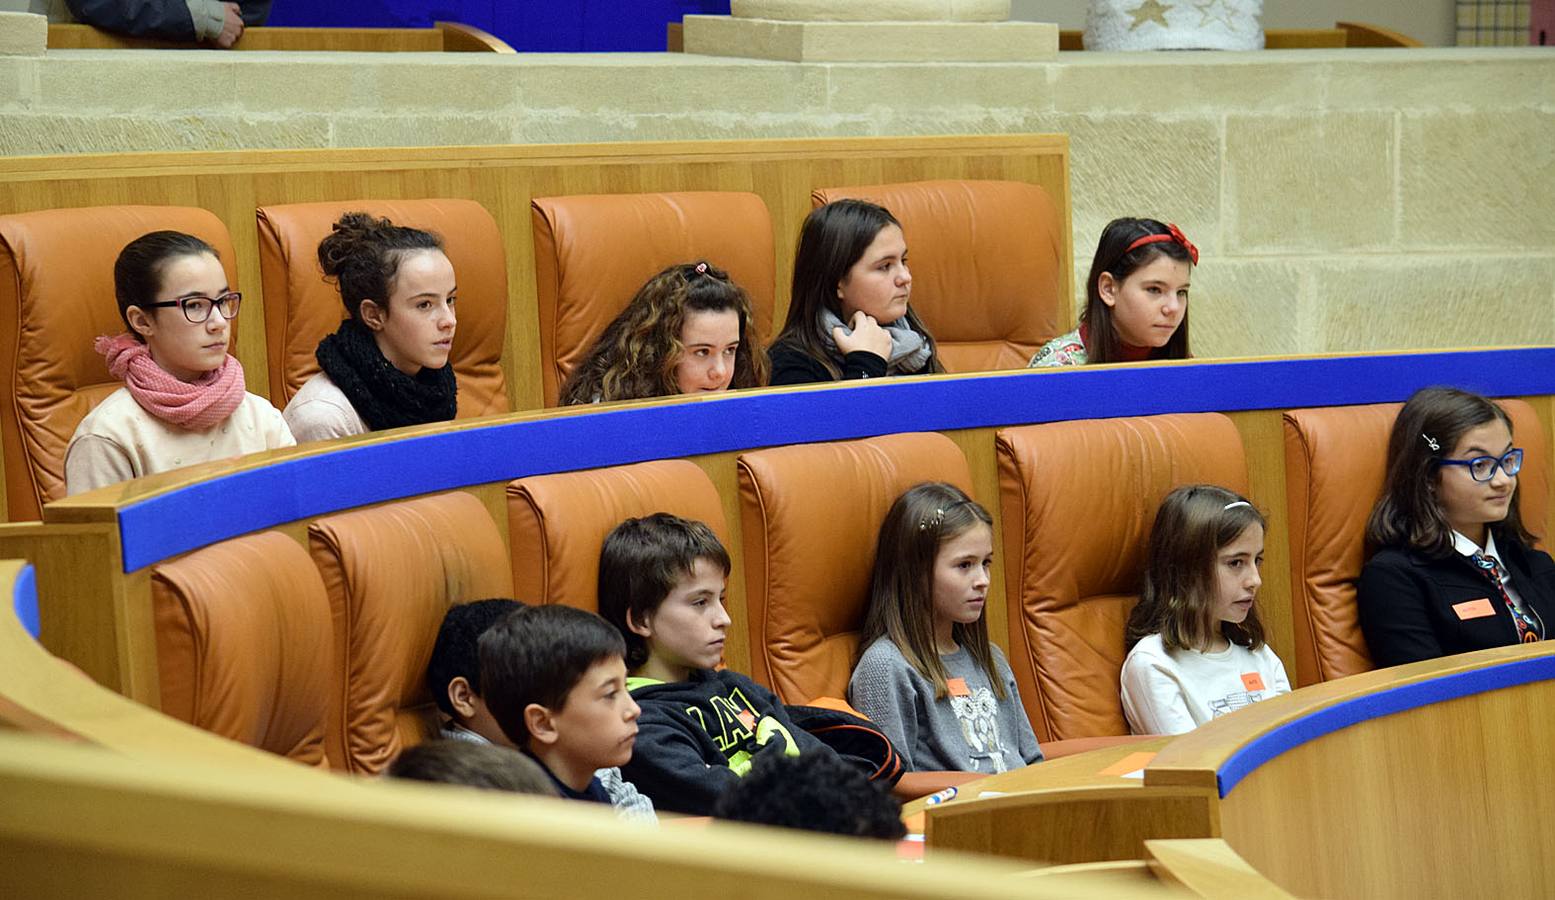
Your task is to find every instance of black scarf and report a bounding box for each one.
[314,319,457,431]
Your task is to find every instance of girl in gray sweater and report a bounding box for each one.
[848,483,1042,774]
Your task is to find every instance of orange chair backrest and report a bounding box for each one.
[530,191,776,406]
[0,206,238,519]
[255,199,509,417]
[308,491,513,775]
[997,413,1248,742]
[737,432,974,704]
[507,459,730,612]
[1283,398,1549,685]
[810,180,1065,373]
[151,531,331,766]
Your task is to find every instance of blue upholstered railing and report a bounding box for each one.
[116,347,1555,572]
[12,563,38,640]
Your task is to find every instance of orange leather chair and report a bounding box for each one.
[810,180,1065,374]
[308,491,513,775]
[255,199,509,418]
[507,459,730,611]
[997,413,1249,742]
[1283,399,1549,686]
[736,432,975,706]
[530,191,777,406]
[0,206,239,520]
[150,531,332,766]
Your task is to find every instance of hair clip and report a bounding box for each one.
[1421,433,1440,452]
[918,507,945,532]
[1223,500,1252,511]
[694,262,708,275]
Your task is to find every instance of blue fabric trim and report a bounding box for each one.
[12,563,39,640]
[1217,654,1555,797]
[117,347,1555,572]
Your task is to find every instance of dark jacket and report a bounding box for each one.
[67,0,271,42]
[1357,537,1555,667]
[768,342,888,386]
[621,668,833,815]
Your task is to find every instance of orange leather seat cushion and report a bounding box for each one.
[256,199,509,418]
[531,191,776,406]
[997,413,1249,742]
[811,180,1064,374]
[737,432,974,704]
[151,531,331,766]
[308,491,513,774]
[1283,398,1549,685]
[0,206,238,519]
[507,459,730,612]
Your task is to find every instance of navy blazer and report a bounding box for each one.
[67,0,271,42]
[1358,537,1555,668]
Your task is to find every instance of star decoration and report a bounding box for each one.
[1194,0,1237,30]
[1127,0,1173,30]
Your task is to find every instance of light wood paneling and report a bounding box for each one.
[1143,839,1295,899]
[1228,410,1295,673]
[47,23,447,51]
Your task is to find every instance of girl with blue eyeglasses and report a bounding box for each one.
[1359,387,1554,667]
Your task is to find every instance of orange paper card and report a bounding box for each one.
[946,677,970,697]
[1099,751,1157,777]
[1241,672,1266,692]
[736,709,757,731]
[1453,598,1496,620]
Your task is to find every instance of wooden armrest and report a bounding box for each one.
[891,770,982,801]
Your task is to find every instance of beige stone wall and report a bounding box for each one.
[1,46,1551,357]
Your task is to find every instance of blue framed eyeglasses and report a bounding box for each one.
[1438,448,1523,483]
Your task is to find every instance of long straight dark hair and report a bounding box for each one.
[1366,387,1536,558]
[859,482,1002,700]
[1125,484,1268,653]
[1082,217,1192,364]
[771,199,941,380]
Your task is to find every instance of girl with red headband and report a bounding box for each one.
[1028,217,1196,368]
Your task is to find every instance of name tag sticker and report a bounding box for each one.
[1240,672,1266,692]
[946,677,970,697]
[736,709,757,731]
[1453,598,1496,620]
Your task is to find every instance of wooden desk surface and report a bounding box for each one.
[902,738,1171,817]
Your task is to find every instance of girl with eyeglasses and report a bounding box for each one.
[65,230,294,495]
[1359,387,1554,667]
[283,212,459,442]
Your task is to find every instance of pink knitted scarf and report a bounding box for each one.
[94,333,245,431]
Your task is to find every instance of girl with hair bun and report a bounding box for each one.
[849,482,1041,774]
[283,211,459,442]
[1358,387,1555,667]
[769,199,941,385]
[558,261,767,406]
[66,230,294,495]
[1029,217,1195,367]
[1120,484,1290,735]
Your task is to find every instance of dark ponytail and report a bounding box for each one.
[317,212,443,321]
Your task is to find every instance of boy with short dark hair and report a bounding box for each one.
[712,752,906,840]
[387,739,558,797]
[426,599,653,820]
[598,513,836,816]
[478,604,641,806]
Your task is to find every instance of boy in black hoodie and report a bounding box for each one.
[599,512,832,816]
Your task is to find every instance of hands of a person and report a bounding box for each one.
[215,2,244,49]
[832,310,893,360]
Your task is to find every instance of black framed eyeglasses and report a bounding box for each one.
[1438,448,1523,483]
[143,291,241,324]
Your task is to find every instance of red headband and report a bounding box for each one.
[1123,223,1199,265]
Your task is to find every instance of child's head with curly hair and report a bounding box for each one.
[712,752,906,840]
[559,261,768,405]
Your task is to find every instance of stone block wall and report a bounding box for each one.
[1,46,1551,357]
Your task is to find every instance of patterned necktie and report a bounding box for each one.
[1471,552,1542,644]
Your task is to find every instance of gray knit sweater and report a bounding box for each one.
[848,639,1043,774]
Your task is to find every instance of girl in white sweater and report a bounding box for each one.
[1120,484,1291,735]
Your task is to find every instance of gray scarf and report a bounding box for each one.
[819,308,933,375]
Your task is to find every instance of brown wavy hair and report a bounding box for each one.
[559,261,768,405]
[1125,484,1268,653]
[858,482,1002,700]
[1366,387,1536,558]
[1081,217,1192,364]
[317,211,444,322]
[770,200,942,380]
